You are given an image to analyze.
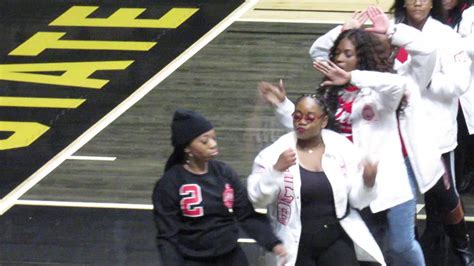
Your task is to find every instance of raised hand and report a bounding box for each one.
[313,60,351,86]
[273,148,297,172]
[365,6,389,34]
[342,10,369,31]
[257,79,286,106]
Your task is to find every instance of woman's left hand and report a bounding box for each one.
[365,6,389,35]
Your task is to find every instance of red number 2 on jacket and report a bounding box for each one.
[179,184,204,217]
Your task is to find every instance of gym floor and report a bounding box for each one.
[0,0,472,265]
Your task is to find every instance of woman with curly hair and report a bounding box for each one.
[259,7,442,265]
[310,27,425,266]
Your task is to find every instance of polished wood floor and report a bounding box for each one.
[20,21,330,204]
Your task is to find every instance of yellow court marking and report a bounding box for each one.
[9,32,156,56]
[0,96,85,108]
[50,6,199,28]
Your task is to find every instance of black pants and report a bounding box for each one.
[183,246,249,266]
[296,221,359,266]
[422,152,462,265]
[455,106,474,191]
[425,152,460,215]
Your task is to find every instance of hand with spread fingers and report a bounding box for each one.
[313,60,352,86]
[257,79,286,107]
[365,6,390,34]
[342,10,369,31]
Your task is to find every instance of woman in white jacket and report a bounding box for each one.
[259,9,430,265]
[247,94,385,266]
[391,0,474,265]
[444,0,474,193]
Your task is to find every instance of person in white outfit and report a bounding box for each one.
[444,0,474,193]
[259,7,439,265]
[390,0,473,265]
[247,94,385,266]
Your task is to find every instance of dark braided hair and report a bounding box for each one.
[294,93,340,132]
[164,145,187,172]
[390,0,447,24]
[316,29,394,126]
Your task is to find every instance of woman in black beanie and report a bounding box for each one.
[152,108,287,265]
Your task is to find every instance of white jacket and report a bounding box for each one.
[457,6,474,134]
[391,22,446,193]
[308,23,445,195]
[247,130,385,266]
[420,17,472,152]
[275,70,412,213]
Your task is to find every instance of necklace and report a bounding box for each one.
[299,141,323,154]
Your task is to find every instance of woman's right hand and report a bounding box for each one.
[273,148,297,172]
[272,243,288,266]
[313,60,351,86]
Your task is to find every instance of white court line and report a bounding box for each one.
[16,200,153,210]
[16,199,268,213]
[0,0,258,215]
[238,238,256,243]
[67,155,117,161]
[15,199,474,222]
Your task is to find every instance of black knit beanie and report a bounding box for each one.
[171,108,213,147]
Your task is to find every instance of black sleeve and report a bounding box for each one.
[152,176,184,265]
[224,165,282,252]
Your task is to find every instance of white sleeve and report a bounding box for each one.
[342,139,377,210]
[429,40,472,97]
[350,70,407,111]
[247,152,284,208]
[391,23,437,90]
[309,25,343,61]
[459,7,474,38]
[463,35,474,58]
[274,97,295,131]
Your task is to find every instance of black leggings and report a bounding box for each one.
[182,246,249,266]
[296,222,359,266]
[424,152,460,215]
[455,107,474,188]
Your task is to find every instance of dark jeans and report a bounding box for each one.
[296,221,359,266]
[183,246,249,266]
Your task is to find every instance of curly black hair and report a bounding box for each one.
[329,29,394,73]
[315,29,394,129]
[390,0,447,24]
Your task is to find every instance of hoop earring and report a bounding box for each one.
[186,153,193,164]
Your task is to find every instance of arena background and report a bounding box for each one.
[0,0,472,264]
